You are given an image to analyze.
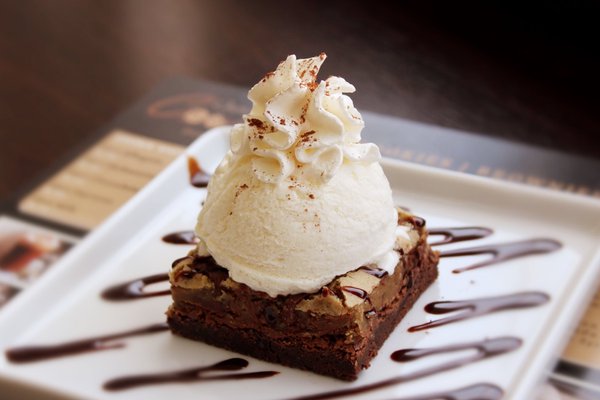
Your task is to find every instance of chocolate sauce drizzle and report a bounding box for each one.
[360,266,388,278]
[6,322,169,363]
[7,221,559,397]
[103,357,278,391]
[162,230,198,245]
[341,286,376,318]
[385,383,503,400]
[286,337,520,400]
[408,291,550,332]
[188,156,211,188]
[391,336,522,362]
[340,286,368,299]
[171,255,193,268]
[428,227,493,246]
[439,238,562,273]
[412,216,426,228]
[101,273,170,301]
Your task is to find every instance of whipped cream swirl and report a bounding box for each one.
[230,53,380,184]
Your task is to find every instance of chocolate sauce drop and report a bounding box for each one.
[340,286,368,299]
[428,227,493,246]
[188,156,211,188]
[103,358,278,391]
[286,337,520,400]
[439,238,562,273]
[341,286,376,318]
[171,255,193,268]
[384,383,503,400]
[162,231,198,245]
[360,266,388,278]
[101,273,170,301]
[412,216,426,227]
[408,292,550,332]
[5,323,168,363]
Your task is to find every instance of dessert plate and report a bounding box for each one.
[0,126,599,400]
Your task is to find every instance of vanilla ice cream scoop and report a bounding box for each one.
[196,54,399,297]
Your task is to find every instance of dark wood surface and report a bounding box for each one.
[1,0,598,200]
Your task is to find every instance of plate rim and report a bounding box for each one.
[0,125,599,400]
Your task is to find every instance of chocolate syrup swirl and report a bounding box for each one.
[6,322,169,363]
[439,238,562,273]
[385,383,503,400]
[162,231,198,245]
[103,357,278,391]
[101,273,170,301]
[408,291,550,332]
[286,337,520,400]
[188,156,211,188]
[428,227,493,246]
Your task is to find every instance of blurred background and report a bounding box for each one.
[0,0,599,200]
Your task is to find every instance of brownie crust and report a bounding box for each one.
[167,213,438,381]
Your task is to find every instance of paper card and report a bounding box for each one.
[563,290,600,369]
[18,130,184,230]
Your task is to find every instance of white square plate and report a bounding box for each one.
[1,126,599,400]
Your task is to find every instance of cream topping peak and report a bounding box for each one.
[229,53,380,184]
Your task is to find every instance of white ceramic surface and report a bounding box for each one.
[0,126,599,400]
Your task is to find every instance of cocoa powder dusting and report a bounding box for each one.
[301,130,317,143]
[247,118,266,130]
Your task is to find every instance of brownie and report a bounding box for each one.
[166,210,439,381]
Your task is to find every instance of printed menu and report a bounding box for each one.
[18,130,183,230]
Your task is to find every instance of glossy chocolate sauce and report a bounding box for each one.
[408,291,550,332]
[103,357,278,391]
[7,218,558,396]
[383,383,503,400]
[391,336,522,362]
[188,156,211,188]
[412,215,426,228]
[101,273,170,301]
[440,238,562,273]
[6,323,168,363]
[171,255,193,268]
[428,227,493,246]
[360,266,388,278]
[340,286,368,299]
[341,286,376,318]
[286,337,520,400]
[161,230,198,245]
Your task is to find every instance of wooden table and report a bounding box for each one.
[1,0,598,200]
